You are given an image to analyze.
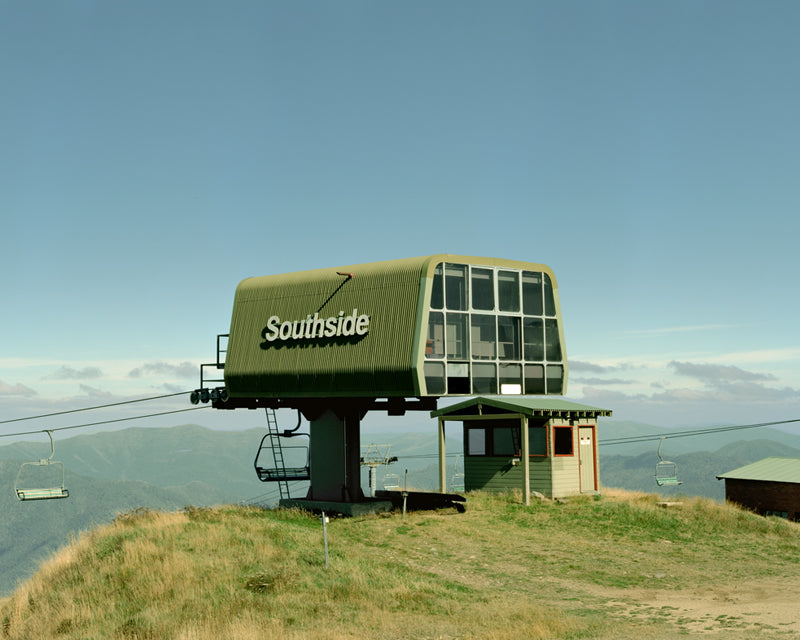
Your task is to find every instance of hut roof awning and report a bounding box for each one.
[430,396,612,420]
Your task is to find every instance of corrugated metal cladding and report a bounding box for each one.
[225,256,437,398]
[717,457,800,484]
[223,254,563,399]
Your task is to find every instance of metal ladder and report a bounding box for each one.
[265,408,290,500]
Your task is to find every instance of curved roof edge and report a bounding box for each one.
[235,254,559,290]
[431,396,612,419]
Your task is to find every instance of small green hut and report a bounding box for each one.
[432,396,612,503]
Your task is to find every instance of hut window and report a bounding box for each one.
[493,427,517,456]
[553,426,573,456]
[529,425,547,456]
[466,428,486,455]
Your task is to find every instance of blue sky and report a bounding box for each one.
[3,1,800,438]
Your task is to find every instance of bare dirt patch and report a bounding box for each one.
[570,575,800,636]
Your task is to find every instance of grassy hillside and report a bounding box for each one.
[2,490,800,639]
[0,460,234,598]
[0,425,460,597]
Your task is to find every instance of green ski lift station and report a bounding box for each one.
[193,254,582,513]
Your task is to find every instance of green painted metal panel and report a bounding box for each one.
[223,255,569,399]
[225,256,435,398]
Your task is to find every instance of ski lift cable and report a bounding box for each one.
[0,390,194,425]
[0,406,211,439]
[600,417,800,447]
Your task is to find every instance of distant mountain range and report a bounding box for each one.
[2,418,799,596]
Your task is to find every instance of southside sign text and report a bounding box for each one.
[261,309,370,346]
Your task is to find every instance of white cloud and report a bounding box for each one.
[128,361,198,379]
[0,380,37,396]
[78,384,114,399]
[46,365,104,380]
[668,361,776,384]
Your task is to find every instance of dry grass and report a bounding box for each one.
[3,490,800,639]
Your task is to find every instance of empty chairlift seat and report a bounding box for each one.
[254,433,311,482]
[654,438,682,487]
[15,431,70,501]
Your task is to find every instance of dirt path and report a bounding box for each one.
[578,576,800,636]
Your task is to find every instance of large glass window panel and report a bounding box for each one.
[499,363,522,393]
[470,314,496,360]
[522,271,543,316]
[430,263,444,309]
[445,263,468,310]
[525,364,545,394]
[471,268,494,310]
[544,318,562,361]
[497,316,520,361]
[446,313,469,360]
[544,273,556,316]
[472,363,497,394]
[426,311,444,359]
[447,362,470,394]
[523,317,544,361]
[498,271,520,312]
[423,361,446,395]
[546,365,564,394]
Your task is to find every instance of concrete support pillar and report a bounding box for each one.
[309,408,363,502]
[343,410,362,502]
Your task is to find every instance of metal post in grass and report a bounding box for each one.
[521,414,530,506]
[402,469,408,520]
[321,511,330,569]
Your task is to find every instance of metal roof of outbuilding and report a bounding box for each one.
[430,396,612,419]
[716,457,800,484]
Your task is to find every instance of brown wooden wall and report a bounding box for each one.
[724,479,800,520]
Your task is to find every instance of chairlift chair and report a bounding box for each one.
[253,432,311,482]
[14,431,70,501]
[382,472,401,491]
[654,438,682,487]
